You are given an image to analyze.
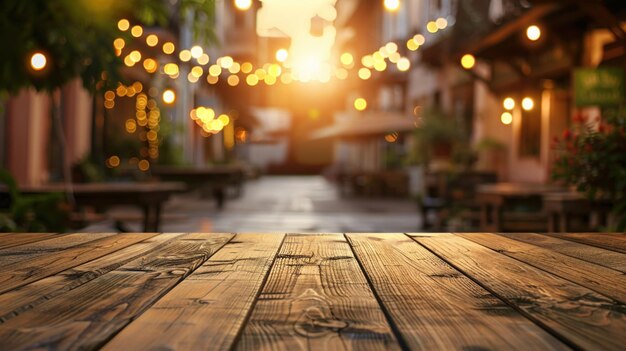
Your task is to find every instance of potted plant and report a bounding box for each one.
[413,108,465,166]
[552,110,626,231]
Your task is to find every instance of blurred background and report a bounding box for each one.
[1,0,625,233]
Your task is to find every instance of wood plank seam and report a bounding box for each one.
[457,233,626,304]
[345,233,412,351]
[0,233,182,323]
[94,233,239,349]
[406,234,582,351]
[497,233,626,273]
[538,233,626,254]
[217,233,287,351]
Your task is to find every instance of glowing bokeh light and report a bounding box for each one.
[162,42,175,54]
[162,89,176,104]
[384,0,400,12]
[522,97,534,111]
[276,49,289,62]
[501,112,513,125]
[117,19,130,31]
[526,25,541,41]
[190,46,203,59]
[503,97,515,110]
[354,98,367,111]
[460,54,475,69]
[30,52,47,71]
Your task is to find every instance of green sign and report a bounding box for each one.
[574,68,624,107]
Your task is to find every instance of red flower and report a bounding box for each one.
[563,129,572,140]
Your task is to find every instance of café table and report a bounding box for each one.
[1,182,186,232]
[544,191,613,233]
[0,232,624,350]
[476,182,565,232]
[152,165,244,209]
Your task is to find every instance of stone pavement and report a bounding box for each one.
[83,175,422,233]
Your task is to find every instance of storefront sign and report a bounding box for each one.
[574,67,624,106]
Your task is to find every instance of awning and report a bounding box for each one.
[308,112,418,140]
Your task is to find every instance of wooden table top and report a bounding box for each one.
[477,182,565,196]
[11,181,187,194]
[152,165,244,176]
[0,232,624,350]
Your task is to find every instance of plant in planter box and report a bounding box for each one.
[552,110,626,231]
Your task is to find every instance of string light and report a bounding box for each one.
[30,52,47,71]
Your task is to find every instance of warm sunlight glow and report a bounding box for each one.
[257,0,337,81]
[522,97,534,111]
[354,98,367,111]
[460,54,475,69]
[384,0,400,12]
[501,112,513,125]
[276,49,289,62]
[234,0,252,11]
[526,25,541,41]
[30,52,47,71]
[503,97,515,110]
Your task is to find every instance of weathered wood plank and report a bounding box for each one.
[0,233,181,322]
[500,233,626,273]
[0,233,152,294]
[457,233,626,304]
[0,232,113,268]
[236,234,402,351]
[548,233,626,254]
[103,233,284,351]
[0,233,234,350]
[348,233,568,351]
[411,233,626,351]
[0,233,64,250]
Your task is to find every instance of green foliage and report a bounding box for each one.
[552,110,626,231]
[0,170,69,232]
[0,0,168,94]
[409,108,466,166]
[179,0,218,45]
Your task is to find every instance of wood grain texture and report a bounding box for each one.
[103,233,284,351]
[236,234,402,351]
[0,233,179,322]
[458,233,626,303]
[500,233,626,273]
[0,233,64,250]
[0,233,234,350]
[411,233,626,351]
[348,233,567,351]
[548,233,626,254]
[0,232,113,268]
[0,233,150,294]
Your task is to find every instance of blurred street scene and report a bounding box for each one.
[1,0,625,233]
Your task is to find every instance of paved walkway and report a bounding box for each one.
[84,176,422,233]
